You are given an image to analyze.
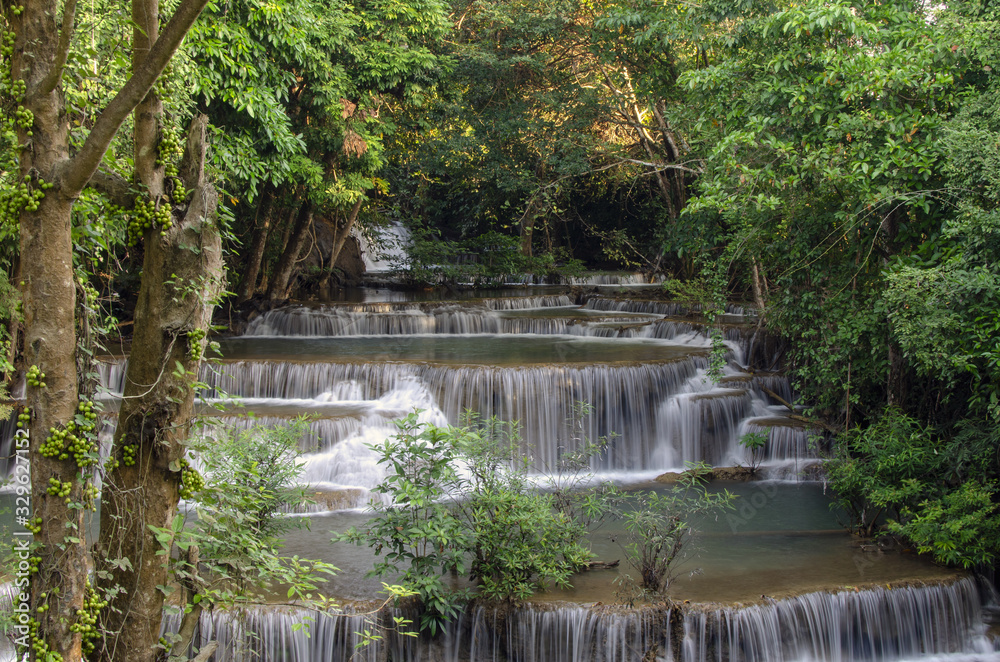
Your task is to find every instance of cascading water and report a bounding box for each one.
[50,294,820,505]
[681,577,994,662]
[4,289,996,662]
[155,578,995,662]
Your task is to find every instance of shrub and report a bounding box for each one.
[337,412,602,633]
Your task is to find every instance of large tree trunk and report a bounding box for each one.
[132,0,165,199]
[237,187,275,303]
[318,196,365,295]
[11,0,211,655]
[329,197,365,268]
[95,116,223,662]
[267,201,314,301]
[14,0,95,656]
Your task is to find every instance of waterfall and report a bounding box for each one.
[566,273,665,286]
[358,221,410,273]
[582,297,689,316]
[195,358,706,471]
[243,304,704,340]
[69,351,810,496]
[156,578,996,662]
[681,578,994,662]
[655,389,754,467]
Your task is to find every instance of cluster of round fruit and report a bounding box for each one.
[1,29,15,59]
[157,124,184,178]
[1,68,27,101]
[80,280,99,309]
[82,481,98,511]
[126,195,173,246]
[17,406,31,429]
[179,458,205,500]
[26,364,45,388]
[24,516,42,535]
[0,30,20,95]
[39,401,99,467]
[35,592,50,614]
[171,179,188,204]
[72,580,108,656]
[28,615,63,662]
[187,327,206,360]
[45,477,72,499]
[122,443,137,466]
[14,104,32,131]
[0,176,51,219]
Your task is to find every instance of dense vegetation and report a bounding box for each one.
[2,0,999,656]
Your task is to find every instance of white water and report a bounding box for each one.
[70,295,812,509]
[2,292,998,661]
[155,578,998,662]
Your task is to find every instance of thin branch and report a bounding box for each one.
[621,158,703,175]
[37,0,80,97]
[59,0,212,195]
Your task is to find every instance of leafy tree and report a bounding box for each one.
[336,414,472,634]
[825,409,1000,567]
[674,0,960,421]
[200,0,452,303]
[383,0,677,270]
[614,463,735,594]
[3,0,222,655]
[453,414,594,602]
[738,431,768,476]
[337,412,600,634]
[159,419,338,659]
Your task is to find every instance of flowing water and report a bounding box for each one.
[3,287,998,661]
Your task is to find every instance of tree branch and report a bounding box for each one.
[89,168,135,208]
[37,0,80,97]
[190,641,218,662]
[59,0,212,195]
[178,115,208,190]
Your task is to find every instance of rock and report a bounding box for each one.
[654,466,756,483]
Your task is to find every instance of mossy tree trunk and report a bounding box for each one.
[10,0,212,656]
[94,116,222,662]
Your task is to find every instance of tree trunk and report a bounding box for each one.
[237,187,275,303]
[11,0,211,654]
[132,0,165,199]
[318,196,365,296]
[267,201,314,301]
[14,0,94,655]
[22,196,88,662]
[95,116,223,662]
[329,197,365,268]
[751,259,767,316]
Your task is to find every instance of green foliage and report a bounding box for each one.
[453,414,595,602]
[888,480,1000,569]
[826,409,1000,567]
[163,419,337,609]
[614,463,736,594]
[337,411,603,633]
[825,409,935,536]
[336,413,470,634]
[738,431,768,475]
[885,206,1000,421]
[663,257,729,381]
